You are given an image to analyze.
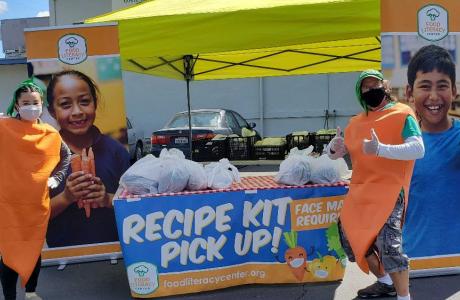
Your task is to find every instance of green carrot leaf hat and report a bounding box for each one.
[355,69,384,113]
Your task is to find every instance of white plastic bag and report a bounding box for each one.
[156,148,190,193]
[205,158,241,189]
[120,175,159,195]
[275,146,314,186]
[157,158,189,193]
[310,154,349,184]
[119,154,160,194]
[161,148,208,191]
[288,146,314,157]
[184,160,208,191]
[159,148,185,160]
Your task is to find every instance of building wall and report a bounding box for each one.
[112,0,145,10]
[49,0,112,25]
[1,17,49,57]
[122,71,362,138]
[0,64,29,114]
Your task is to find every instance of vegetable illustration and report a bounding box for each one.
[134,265,149,277]
[70,148,96,218]
[308,252,340,279]
[283,231,307,281]
[326,223,347,266]
[426,8,440,21]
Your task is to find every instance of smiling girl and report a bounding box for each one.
[46,70,130,247]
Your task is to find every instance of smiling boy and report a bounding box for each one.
[403,45,460,260]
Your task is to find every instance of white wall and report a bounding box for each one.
[0,64,29,114]
[49,0,112,25]
[122,71,362,138]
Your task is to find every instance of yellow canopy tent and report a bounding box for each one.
[86,0,380,157]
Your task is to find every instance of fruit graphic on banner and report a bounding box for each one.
[309,252,343,280]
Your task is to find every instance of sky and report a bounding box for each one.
[0,0,49,20]
[0,0,50,57]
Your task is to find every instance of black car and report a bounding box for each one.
[151,109,258,159]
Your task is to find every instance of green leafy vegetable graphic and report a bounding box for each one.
[326,223,346,261]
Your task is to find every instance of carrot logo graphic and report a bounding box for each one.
[283,231,307,281]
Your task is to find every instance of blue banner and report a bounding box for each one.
[114,186,348,297]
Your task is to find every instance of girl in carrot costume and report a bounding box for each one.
[0,79,70,300]
[326,70,424,300]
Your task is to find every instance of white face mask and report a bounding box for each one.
[314,269,329,278]
[18,105,42,122]
[289,258,305,268]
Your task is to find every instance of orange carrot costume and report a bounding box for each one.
[0,118,61,286]
[341,102,415,273]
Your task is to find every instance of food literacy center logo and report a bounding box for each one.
[58,34,88,65]
[418,4,448,41]
[127,262,159,295]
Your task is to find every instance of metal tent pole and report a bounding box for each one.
[183,55,194,160]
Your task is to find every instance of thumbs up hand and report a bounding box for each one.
[326,127,347,159]
[362,128,380,155]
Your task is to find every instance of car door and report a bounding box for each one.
[232,111,250,129]
[232,111,260,139]
[127,118,136,148]
[224,112,241,135]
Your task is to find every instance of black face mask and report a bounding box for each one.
[361,87,386,108]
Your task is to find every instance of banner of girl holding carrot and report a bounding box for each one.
[45,70,131,248]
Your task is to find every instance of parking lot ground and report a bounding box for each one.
[3,260,459,300]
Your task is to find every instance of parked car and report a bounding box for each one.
[127,117,149,162]
[151,109,259,158]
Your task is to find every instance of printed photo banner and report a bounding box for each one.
[381,0,460,274]
[24,24,129,264]
[114,186,348,298]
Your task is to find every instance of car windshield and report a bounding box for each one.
[167,112,220,128]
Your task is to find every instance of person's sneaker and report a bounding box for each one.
[25,292,43,300]
[357,281,397,298]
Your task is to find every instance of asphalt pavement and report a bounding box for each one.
[3,260,460,300]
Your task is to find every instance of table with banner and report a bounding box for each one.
[113,176,349,298]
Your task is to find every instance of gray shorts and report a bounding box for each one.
[338,192,409,273]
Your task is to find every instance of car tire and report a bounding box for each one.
[133,142,143,162]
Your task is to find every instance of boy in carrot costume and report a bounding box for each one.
[326,70,424,300]
[0,79,70,300]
